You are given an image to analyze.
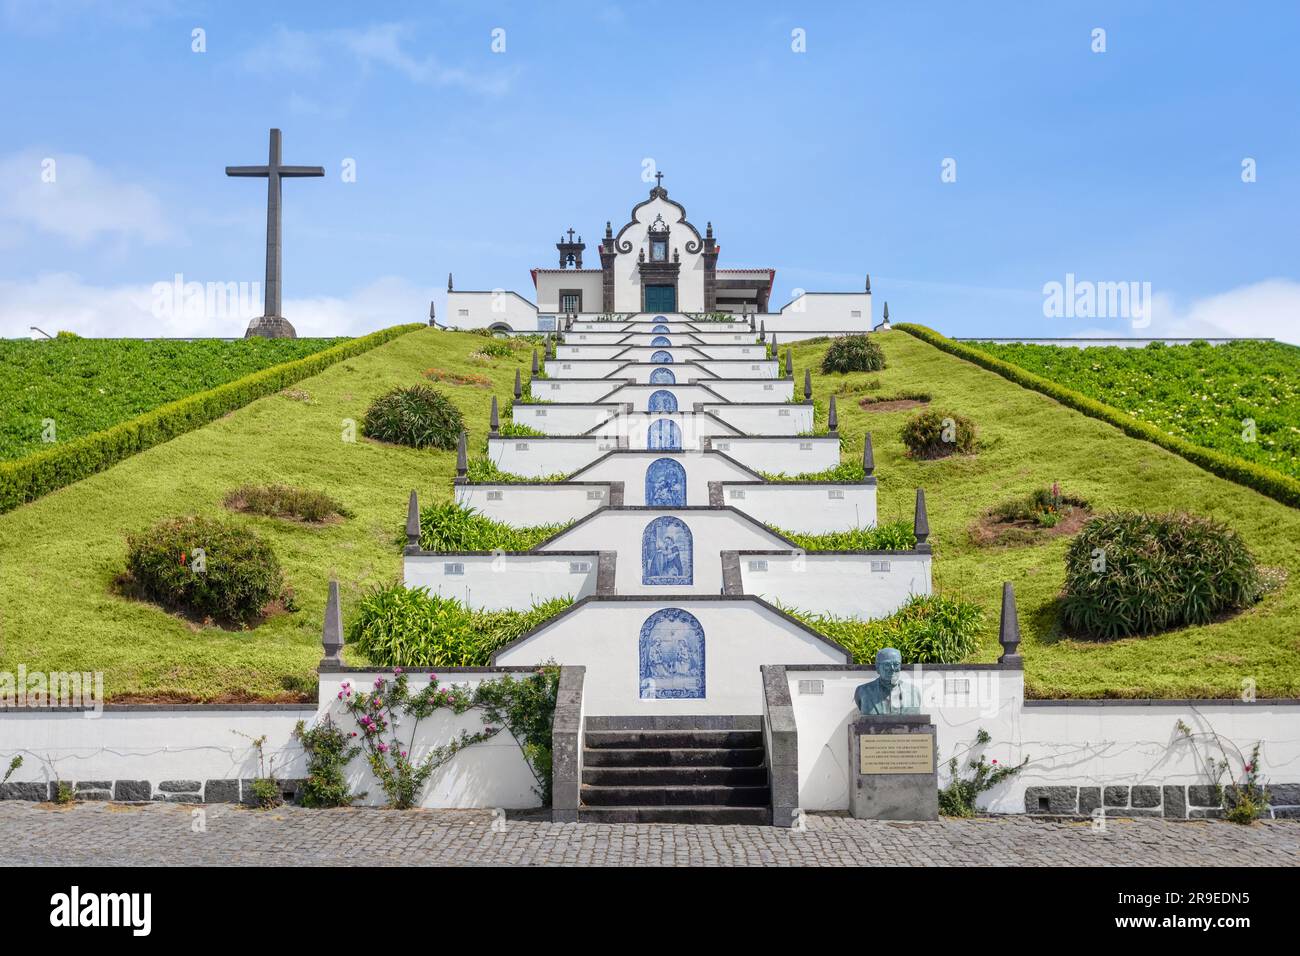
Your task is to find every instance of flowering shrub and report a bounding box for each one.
[937,728,1028,817]
[325,666,561,809]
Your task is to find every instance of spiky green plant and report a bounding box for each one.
[362,385,464,450]
[770,519,915,551]
[416,501,569,551]
[1061,511,1263,640]
[782,594,985,664]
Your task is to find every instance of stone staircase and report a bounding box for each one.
[577,717,770,824]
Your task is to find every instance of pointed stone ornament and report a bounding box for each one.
[804,368,812,402]
[760,320,766,336]
[862,432,875,477]
[865,274,871,293]
[405,489,421,548]
[784,348,793,378]
[321,579,344,666]
[514,369,522,400]
[448,273,454,292]
[827,395,838,435]
[998,581,1022,664]
[531,349,539,375]
[429,301,436,326]
[914,488,931,553]
[489,396,500,437]
[456,430,468,479]
[749,314,756,332]
[883,301,890,322]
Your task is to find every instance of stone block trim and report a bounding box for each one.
[761,664,798,829]
[204,779,240,804]
[551,666,585,819]
[1024,782,1300,819]
[158,780,201,793]
[113,780,151,802]
[1024,786,1078,815]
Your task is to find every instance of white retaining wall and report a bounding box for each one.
[720,482,877,533]
[485,437,616,477]
[512,403,620,435]
[701,403,813,435]
[404,552,601,610]
[738,552,931,618]
[456,482,614,524]
[708,436,841,475]
[570,451,760,507]
[783,667,1300,814]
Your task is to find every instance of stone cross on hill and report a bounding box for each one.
[226,128,324,338]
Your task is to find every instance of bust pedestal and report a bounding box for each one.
[245,315,298,339]
[848,713,938,821]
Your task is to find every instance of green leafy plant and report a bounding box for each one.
[897,324,1300,509]
[123,516,288,626]
[233,731,282,808]
[2,756,21,784]
[938,729,1029,817]
[0,325,420,513]
[423,367,492,388]
[782,594,985,664]
[988,483,1090,530]
[417,500,569,551]
[54,780,75,804]
[475,340,515,358]
[1061,511,1263,640]
[759,460,868,482]
[335,666,561,808]
[820,335,886,373]
[293,717,363,808]
[770,519,916,551]
[1175,720,1270,825]
[223,484,351,523]
[496,420,547,439]
[347,583,573,667]
[900,408,977,459]
[363,384,465,450]
[465,457,566,483]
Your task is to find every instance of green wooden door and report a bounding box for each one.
[644,285,676,312]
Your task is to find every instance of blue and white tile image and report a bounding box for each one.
[645,457,686,506]
[652,315,667,323]
[652,324,670,333]
[639,608,705,699]
[647,418,682,450]
[647,389,678,413]
[649,366,676,384]
[641,515,693,585]
[650,350,673,364]
[650,335,671,347]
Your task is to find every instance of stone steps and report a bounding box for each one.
[578,718,770,824]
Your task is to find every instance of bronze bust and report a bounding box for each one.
[854,647,921,715]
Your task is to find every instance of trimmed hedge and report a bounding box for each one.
[895,324,1300,509]
[0,324,423,513]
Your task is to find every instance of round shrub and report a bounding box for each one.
[1061,511,1263,640]
[820,334,886,374]
[362,385,464,450]
[901,409,977,458]
[124,516,286,626]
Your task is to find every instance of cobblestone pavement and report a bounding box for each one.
[3,802,1299,866]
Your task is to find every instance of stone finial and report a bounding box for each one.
[827,395,838,435]
[998,581,1022,664]
[883,301,890,322]
[489,395,500,437]
[863,432,875,477]
[804,368,812,401]
[865,273,871,293]
[405,489,421,548]
[914,488,931,552]
[514,369,522,400]
[531,349,539,375]
[706,221,714,238]
[456,430,468,477]
[749,314,756,332]
[428,301,436,326]
[784,348,793,378]
[447,273,454,292]
[321,580,344,666]
[760,319,766,336]
[605,220,613,238]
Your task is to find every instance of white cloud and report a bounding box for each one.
[0,273,433,339]
[242,23,514,97]
[0,150,176,246]
[1146,279,1300,345]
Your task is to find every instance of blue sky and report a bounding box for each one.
[1,1,1297,340]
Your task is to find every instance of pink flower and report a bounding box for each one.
[991,759,998,765]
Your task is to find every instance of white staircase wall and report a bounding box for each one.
[738,552,931,618]
[571,451,759,506]
[719,482,877,533]
[512,403,621,435]
[708,436,841,475]
[485,437,616,477]
[701,403,813,435]
[405,552,601,610]
[457,482,615,524]
[494,598,849,715]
